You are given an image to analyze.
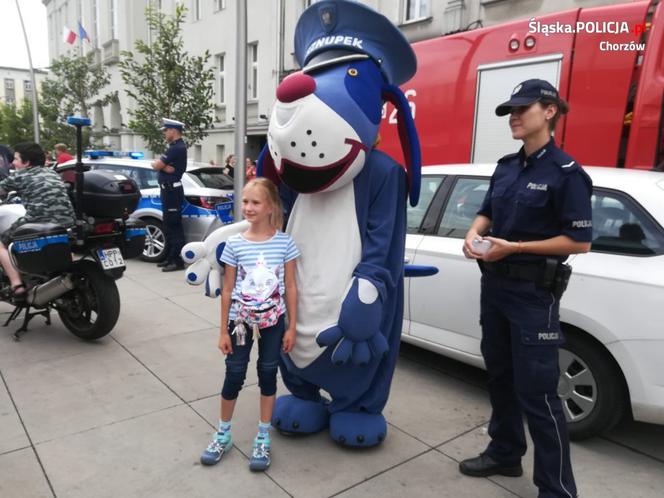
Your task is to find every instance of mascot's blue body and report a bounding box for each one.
[182,0,422,447]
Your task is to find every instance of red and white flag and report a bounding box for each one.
[62,26,77,45]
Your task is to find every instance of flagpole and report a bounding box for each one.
[14,0,40,143]
[77,0,83,57]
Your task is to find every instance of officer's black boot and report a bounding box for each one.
[459,453,523,478]
[162,262,184,272]
[157,260,171,268]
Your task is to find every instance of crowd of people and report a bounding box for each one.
[209,153,257,181]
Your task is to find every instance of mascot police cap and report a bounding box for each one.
[294,0,417,86]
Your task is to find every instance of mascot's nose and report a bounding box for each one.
[276,72,316,103]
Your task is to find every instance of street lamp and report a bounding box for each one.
[14,0,40,144]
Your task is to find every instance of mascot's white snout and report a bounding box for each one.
[268,93,366,193]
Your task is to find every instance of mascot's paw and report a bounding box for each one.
[316,278,388,366]
[329,412,387,447]
[317,329,388,366]
[272,394,330,434]
[181,221,250,297]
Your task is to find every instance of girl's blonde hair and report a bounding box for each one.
[243,177,284,230]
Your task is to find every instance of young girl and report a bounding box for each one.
[200,178,299,471]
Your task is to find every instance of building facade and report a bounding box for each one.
[0,67,47,108]
[42,0,627,159]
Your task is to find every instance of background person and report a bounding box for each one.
[459,79,592,498]
[54,143,74,165]
[0,144,13,179]
[0,142,75,298]
[223,154,236,178]
[151,118,187,272]
[200,178,299,471]
[245,157,256,181]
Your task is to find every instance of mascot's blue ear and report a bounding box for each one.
[256,144,281,186]
[381,84,421,206]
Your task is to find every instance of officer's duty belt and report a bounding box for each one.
[160,181,182,189]
[480,261,544,282]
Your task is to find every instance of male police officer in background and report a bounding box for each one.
[152,118,187,272]
[460,79,593,498]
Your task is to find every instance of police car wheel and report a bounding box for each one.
[141,218,168,263]
[559,331,628,440]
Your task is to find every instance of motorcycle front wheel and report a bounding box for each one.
[57,260,120,340]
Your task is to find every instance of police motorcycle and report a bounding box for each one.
[0,116,146,340]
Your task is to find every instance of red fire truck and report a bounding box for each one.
[380,0,664,170]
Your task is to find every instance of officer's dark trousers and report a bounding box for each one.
[480,272,577,498]
[160,184,185,265]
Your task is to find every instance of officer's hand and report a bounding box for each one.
[219,333,233,355]
[181,220,249,297]
[482,236,518,262]
[463,232,484,259]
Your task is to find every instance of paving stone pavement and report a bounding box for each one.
[0,260,662,498]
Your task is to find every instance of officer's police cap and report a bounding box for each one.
[495,79,562,116]
[161,118,185,131]
[294,0,416,86]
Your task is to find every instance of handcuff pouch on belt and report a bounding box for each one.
[231,300,280,346]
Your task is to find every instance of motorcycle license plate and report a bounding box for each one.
[97,248,125,270]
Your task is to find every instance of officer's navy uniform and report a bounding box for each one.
[159,129,187,268]
[476,137,593,498]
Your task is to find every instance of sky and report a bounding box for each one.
[2,0,50,69]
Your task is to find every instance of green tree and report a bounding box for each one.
[0,100,34,146]
[119,4,215,153]
[39,51,116,151]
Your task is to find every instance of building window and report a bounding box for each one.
[216,53,225,104]
[248,43,258,100]
[109,0,118,39]
[215,0,226,11]
[404,0,429,22]
[193,0,201,20]
[4,79,15,106]
[23,80,32,96]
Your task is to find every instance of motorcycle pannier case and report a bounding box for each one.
[10,223,71,274]
[118,219,146,259]
[81,170,141,218]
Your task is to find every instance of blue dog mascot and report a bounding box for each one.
[182,0,421,447]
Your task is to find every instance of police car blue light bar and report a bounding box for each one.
[84,150,145,159]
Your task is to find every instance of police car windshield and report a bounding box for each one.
[186,168,234,190]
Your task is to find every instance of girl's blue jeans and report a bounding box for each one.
[221,315,285,400]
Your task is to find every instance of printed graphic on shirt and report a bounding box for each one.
[220,231,300,321]
[238,254,281,307]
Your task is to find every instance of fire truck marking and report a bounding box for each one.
[529,18,647,37]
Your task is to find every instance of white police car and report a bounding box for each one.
[57,151,234,262]
[405,164,664,439]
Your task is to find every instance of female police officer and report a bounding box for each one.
[460,79,593,498]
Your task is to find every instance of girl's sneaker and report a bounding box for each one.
[249,434,271,471]
[200,431,232,466]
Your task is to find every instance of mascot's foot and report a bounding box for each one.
[330,411,387,447]
[272,395,329,435]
